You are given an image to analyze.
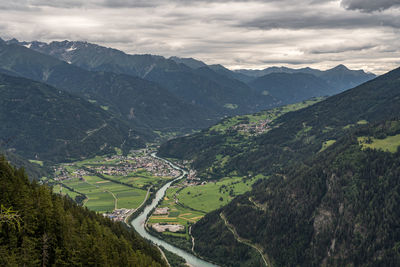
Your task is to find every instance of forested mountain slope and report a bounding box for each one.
[159,67,400,266]
[248,72,335,104]
[0,41,212,133]
[15,39,276,116]
[159,67,400,178]
[0,73,144,162]
[193,120,400,266]
[0,156,167,266]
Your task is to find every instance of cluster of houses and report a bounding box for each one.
[103,208,133,222]
[94,155,181,177]
[232,119,272,135]
[53,153,181,182]
[53,166,90,181]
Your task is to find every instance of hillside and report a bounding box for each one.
[159,67,400,178]
[0,156,167,266]
[16,39,276,116]
[193,120,400,266]
[159,67,400,266]
[0,73,144,162]
[0,41,213,133]
[0,150,48,181]
[248,72,335,104]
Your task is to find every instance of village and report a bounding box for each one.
[232,118,272,135]
[103,208,134,222]
[53,152,181,182]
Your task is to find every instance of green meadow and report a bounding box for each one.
[319,139,336,153]
[52,183,80,199]
[178,175,260,213]
[358,134,400,153]
[102,169,171,189]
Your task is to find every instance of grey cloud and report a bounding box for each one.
[260,59,320,65]
[341,0,400,12]
[0,0,398,74]
[238,11,400,30]
[306,43,377,54]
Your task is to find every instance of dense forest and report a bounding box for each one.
[0,156,167,266]
[193,120,400,266]
[0,73,147,163]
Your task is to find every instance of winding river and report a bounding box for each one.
[130,153,218,267]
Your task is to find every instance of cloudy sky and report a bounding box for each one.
[1,0,400,74]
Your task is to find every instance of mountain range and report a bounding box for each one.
[236,64,376,91]
[10,39,275,116]
[0,39,376,164]
[5,38,375,113]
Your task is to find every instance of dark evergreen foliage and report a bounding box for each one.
[193,127,400,266]
[0,73,144,162]
[0,156,167,266]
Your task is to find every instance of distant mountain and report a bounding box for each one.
[236,66,323,77]
[169,55,375,94]
[14,39,276,116]
[169,56,207,69]
[0,41,212,134]
[0,73,146,162]
[236,65,376,91]
[248,72,335,104]
[166,57,254,83]
[208,64,254,83]
[319,64,376,91]
[159,66,400,266]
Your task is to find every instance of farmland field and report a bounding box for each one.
[148,174,263,239]
[178,175,261,213]
[52,152,176,213]
[148,186,206,239]
[52,184,80,200]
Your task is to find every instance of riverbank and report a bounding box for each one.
[129,154,218,267]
